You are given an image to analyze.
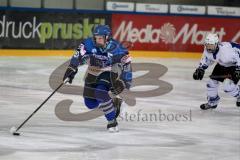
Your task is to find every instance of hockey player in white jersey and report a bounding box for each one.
[193,33,240,110]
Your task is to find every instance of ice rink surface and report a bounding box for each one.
[0,57,239,160]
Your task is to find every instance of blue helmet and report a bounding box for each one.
[93,25,111,38]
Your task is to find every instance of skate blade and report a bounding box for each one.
[108,126,119,133]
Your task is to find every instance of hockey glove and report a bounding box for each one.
[111,79,125,95]
[63,65,78,84]
[193,67,205,80]
[110,72,125,95]
[233,66,240,82]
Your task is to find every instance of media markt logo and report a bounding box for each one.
[113,20,240,45]
[0,15,106,44]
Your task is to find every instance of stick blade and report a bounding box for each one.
[10,126,21,136]
[13,132,20,136]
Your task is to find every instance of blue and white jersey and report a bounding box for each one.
[199,42,240,69]
[70,38,130,67]
[69,37,132,88]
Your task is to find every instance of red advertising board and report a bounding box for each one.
[112,14,240,52]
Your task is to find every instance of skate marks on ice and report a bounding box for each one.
[0,57,239,160]
[0,124,201,155]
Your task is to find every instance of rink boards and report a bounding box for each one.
[0,49,202,58]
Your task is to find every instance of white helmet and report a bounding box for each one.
[204,33,219,53]
[204,33,219,45]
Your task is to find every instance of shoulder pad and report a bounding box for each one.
[220,42,231,47]
[106,39,128,55]
[81,38,95,53]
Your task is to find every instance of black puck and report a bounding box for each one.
[13,132,20,136]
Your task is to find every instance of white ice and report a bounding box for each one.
[0,57,239,160]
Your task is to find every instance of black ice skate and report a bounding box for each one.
[107,119,119,132]
[113,97,123,118]
[200,103,217,110]
[236,97,240,107]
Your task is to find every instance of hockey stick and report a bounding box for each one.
[209,74,232,79]
[10,78,69,136]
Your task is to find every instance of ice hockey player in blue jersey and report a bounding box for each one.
[193,33,240,110]
[63,25,132,132]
